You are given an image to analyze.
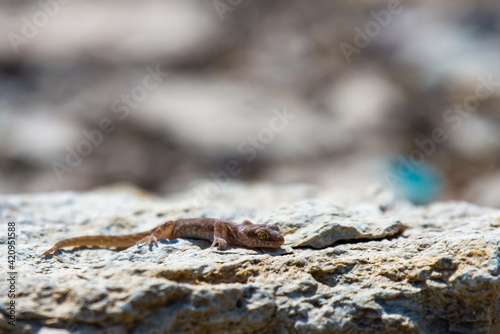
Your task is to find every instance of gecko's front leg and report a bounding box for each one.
[136,221,175,248]
[210,221,229,250]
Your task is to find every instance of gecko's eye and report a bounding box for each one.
[257,231,268,240]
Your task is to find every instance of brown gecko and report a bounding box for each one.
[42,218,285,257]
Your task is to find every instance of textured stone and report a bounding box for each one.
[265,200,406,249]
[1,184,499,333]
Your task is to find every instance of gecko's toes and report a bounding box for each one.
[147,235,158,249]
[217,243,228,251]
[210,238,227,250]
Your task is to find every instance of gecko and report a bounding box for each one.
[41,218,285,257]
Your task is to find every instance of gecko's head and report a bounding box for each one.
[240,221,285,248]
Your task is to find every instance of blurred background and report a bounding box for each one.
[1,0,500,207]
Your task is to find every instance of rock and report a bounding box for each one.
[264,200,406,249]
[1,184,500,334]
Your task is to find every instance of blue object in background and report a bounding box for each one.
[386,156,444,205]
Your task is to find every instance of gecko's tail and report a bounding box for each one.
[41,230,154,257]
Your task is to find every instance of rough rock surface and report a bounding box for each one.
[1,183,499,334]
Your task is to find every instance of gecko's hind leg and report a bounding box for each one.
[136,221,175,250]
[136,234,158,248]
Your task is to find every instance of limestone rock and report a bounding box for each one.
[0,184,499,333]
[264,200,406,249]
